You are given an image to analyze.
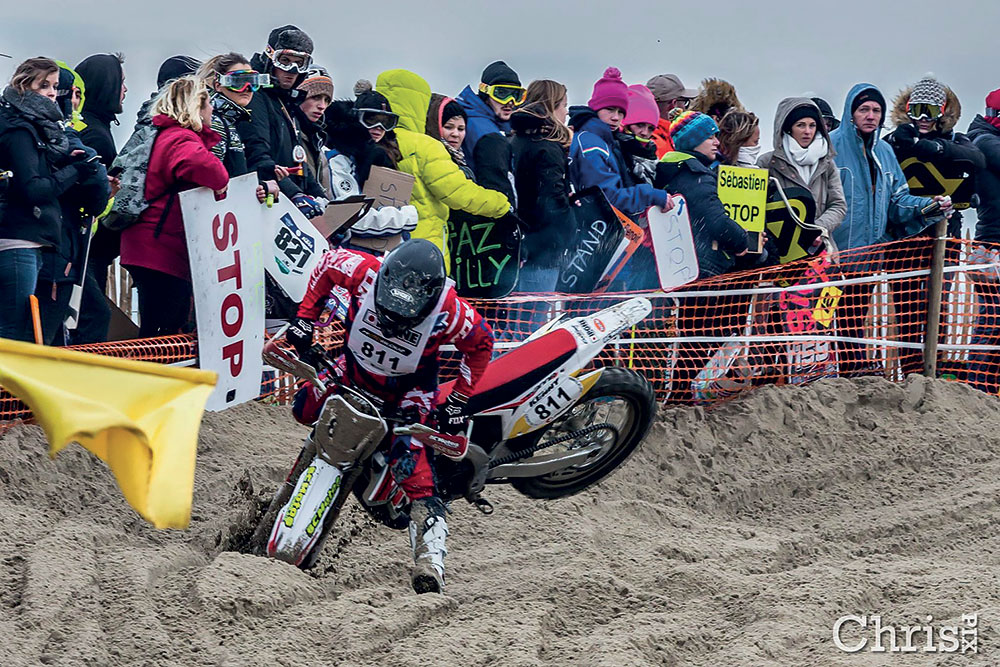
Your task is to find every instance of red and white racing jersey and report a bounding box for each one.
[298,248,494,406]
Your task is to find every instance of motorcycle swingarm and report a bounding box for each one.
[486,445,601,479]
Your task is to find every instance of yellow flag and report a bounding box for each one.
[0,338,217,529]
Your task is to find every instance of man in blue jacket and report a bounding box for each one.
[831,83,950,377]
[830,83,948,250]
[455,61,521,206]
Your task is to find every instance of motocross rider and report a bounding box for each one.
[285,238,494,593]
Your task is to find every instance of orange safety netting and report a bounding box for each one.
[4,236,1000,427]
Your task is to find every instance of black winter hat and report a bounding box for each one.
[481,60,520,87]
[55,66,76,119]
[851,87,886,115]
[782,104,822,135]
[157,56,200,88]
[442,100,466,123]
[267,24,314,54]
[353,79,391,112]
[811,97,837,121]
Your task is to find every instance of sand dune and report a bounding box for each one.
[1,375,997,666]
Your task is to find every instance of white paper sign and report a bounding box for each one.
[647,196,699,290]
[180,173,266,411]
[263,196,326,303]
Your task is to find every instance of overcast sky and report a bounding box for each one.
[3,0,999,149]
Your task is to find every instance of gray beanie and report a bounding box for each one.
[909,75,946,107]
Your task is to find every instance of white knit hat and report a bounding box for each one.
[909,75,947,108]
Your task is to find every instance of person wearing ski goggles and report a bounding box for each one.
[883,75,982,240]
[257,25,315,92]
[887,75,982,168]
[454,60,523,206]
[198,53,277,203]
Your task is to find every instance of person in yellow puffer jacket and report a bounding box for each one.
[374,69,510,269]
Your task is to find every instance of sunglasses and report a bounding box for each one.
[907,102,943,121]
[478,82,527,106]
[357,108,399,131]
[218,70,270,93]
[265,47,313,73]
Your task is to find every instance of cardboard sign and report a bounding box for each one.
[647,196,699,290]
[765,184,822,264]
[449,215,521,298]
[595,208,645,291]
[180,173,265,411]
[358,167,416,252]
[263,195,326,303]
[718,165,768,252]
[312,195,375,239]
[899,156,976,210]
[557,187,625,294]
[363,166,415,210]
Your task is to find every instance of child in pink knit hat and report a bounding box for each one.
[588,67,630,130]
[623,84,659,140]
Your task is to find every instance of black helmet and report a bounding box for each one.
[374,239,446,337]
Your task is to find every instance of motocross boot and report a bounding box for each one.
[408,497,448,594]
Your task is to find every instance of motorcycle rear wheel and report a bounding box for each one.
[510,366,654,500]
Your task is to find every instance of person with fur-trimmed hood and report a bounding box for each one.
[884,75,984,238]
[690,78,744,124]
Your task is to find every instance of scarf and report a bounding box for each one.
[782,133,827,185]
[211,92,250,125]
[1,86,70,160]
[737,144,760,167]
[986,115,1000,131]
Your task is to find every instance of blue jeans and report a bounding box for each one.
[0,247,43,342]
[509,265,560,341]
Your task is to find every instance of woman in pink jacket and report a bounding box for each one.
[120,76,230,337]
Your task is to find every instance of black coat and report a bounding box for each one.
[654,151,750,278]
[470,132,516,207]
[968,115,1000,243]
[885,122,985,237]
[76,54,124,170]
[510,112,575,266]
[323,100,393,189]
[237,53,325,200]
[0,106,82,247]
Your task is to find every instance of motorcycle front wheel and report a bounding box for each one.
[510,366,655,500]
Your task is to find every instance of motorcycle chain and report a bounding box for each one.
[488,423,619,469]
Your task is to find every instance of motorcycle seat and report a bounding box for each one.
[437,329,578,413]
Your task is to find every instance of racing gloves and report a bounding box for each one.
[437,392,470,435]
[286,317,314,358]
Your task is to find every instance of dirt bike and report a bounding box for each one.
[249,297,657,569]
